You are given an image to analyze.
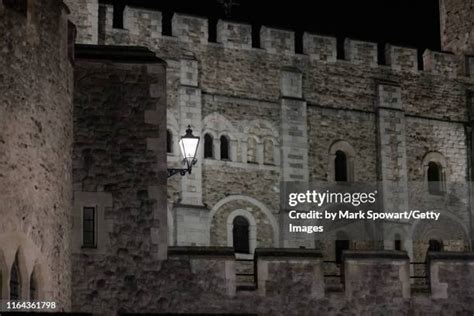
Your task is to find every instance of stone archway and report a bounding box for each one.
[208,195,279,248]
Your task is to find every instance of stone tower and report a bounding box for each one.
[0,0,73,309]
[439,0,473,55]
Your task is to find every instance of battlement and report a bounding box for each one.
[172,12,208,45]
[260,26,295,55]
[386,44,418,73]
[98,5,472,79]
[423,49,458,77]
[344,38,378,67]
[217,20,252,49]
[303,32,337,62]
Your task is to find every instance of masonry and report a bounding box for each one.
[1,0,474,314]
[68,2,474,256]
[0,0,73,309]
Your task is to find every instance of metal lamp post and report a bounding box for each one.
[167,125,200,178]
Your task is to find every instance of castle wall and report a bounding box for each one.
[63,0,98,44]
[93,5,474,252]
[439,0,474,56]
[0,0,73,309]
[71,45,167,312]
[70,247,474,314]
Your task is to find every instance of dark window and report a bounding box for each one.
[10,254,20,300]
[428,239,442,252]
[83,207,96,248]
[204,134,213,158]
[394,234,402,250]
[3,0,27,16]
[335,150,348,182]
[335,231,349,263]
[233,216,250,254]
[166,130,173,154]
[112,3,125,29]
[335,239,349,263]
[67,21,76,64]
[427,161,442,195]
[220,135,230,160]
[29,269,37,300]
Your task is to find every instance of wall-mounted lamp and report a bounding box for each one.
[167,125,200,178]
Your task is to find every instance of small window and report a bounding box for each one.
[335,150,348,182]
[263,139,274,165]
[220,135,230,160]
[247,137,257,163]
[427,161,443,195]
[112,3,125,29]
[29,268,38,300]
[67,21,76,64]
[335,231,349,263]
[10,253,20,300]
[428,239,442,252]
[394,234,402,251]
[83,207,96,248]
[233,216,250,254]
[204,134,214,158]
[166,130,173,154]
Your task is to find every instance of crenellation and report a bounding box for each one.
[94,5,469,80]
[260,26,295,55]
[385,44,418,73]
[123,6,161,39]
[303,32,337,62]
[64,0,98,44]
[423,49,458,77]
[216,20,252,49]
[172,13,208,45]
[344,38,378,67]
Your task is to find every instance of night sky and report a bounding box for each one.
[101,0,441,54]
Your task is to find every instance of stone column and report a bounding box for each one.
[376,82,411,254]
[178,55,203,206]
[279,68,311,248]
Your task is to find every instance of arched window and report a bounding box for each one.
[29,268,38,300]
[233,216,250,254]
[428,239,442,252]
[10,253,20,300]
[394,233,402,250]
[263,139,274,165]
[220,135,230,160]
[335,150,348,182]
[204,134,214,159]
[427,161,442,195]
[335,231,349,263]
[247,137,257,163]
[166,129,173,154]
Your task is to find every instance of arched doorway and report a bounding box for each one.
[233,216,250,254]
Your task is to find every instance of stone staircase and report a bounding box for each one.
[235,259,256,291]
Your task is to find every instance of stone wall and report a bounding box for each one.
[91,4,474,252]
[0,0,73,309]
[70,248,474,314]
[439,0,474,56]
[63,0,98,44]
[72,45,167,312]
